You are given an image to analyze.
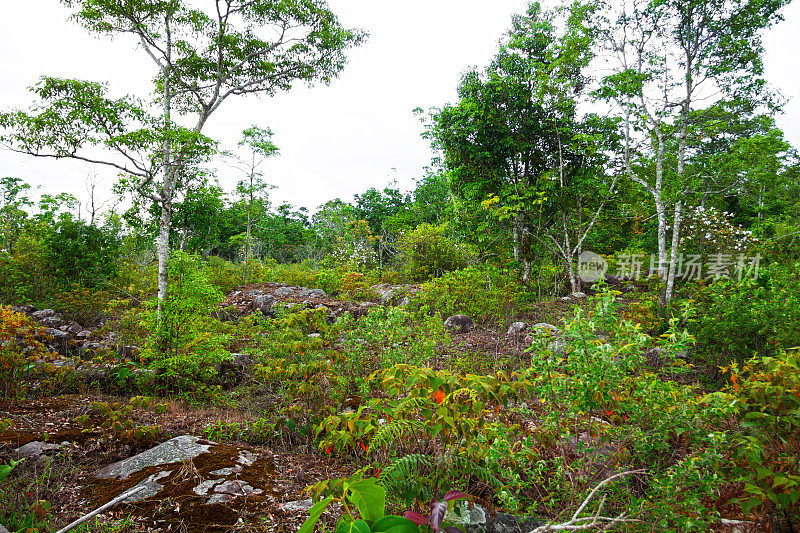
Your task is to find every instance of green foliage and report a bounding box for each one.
[301,469,419,533]
[722,352,800,518]
[44,217,120,287]
[396,224,468,282]
[0,459,18,484]
[141,252,230,395]
[411,265,530,324]
[690,261,800,368]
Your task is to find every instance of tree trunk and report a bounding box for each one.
[664,200,682,305]
[156,15,173,323]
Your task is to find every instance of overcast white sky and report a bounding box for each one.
[1,0,798,215]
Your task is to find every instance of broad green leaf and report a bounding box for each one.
[347,478,386,522]
[336,518,371,533]
[298,496,334,533]
[372,516,420,533]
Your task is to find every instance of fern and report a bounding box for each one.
[369,419,424,451]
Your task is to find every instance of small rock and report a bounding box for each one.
[13,441,64,459]
[307,333,321,339]
[39,316,64,327]
[0,524,10,533]
[32,309,56,319]
[532,323,560,337]
[571,291,587,299]
[444,315,475,334]
[507,322,529,339]
[10,304,35,314]
[279,499,314,512]
[42,328,70,339]
[560,296,572,301]
[76,330,92,339]
[215,480,261,497]
[236,450,258,466]
[208,493,235,505]
[193,479,221,496]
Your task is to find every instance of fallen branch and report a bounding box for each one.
[531,470,648,532]
[54,483,147,533]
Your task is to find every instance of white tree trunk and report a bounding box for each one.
[156,16,173,323]
[664,200,682,305]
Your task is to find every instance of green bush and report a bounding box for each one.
[410,265,530,324]
[689,261,800,368]
[396,223,468,282]
[141,252,230,396]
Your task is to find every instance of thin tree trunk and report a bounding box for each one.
[156,14,173,323]
[664,200,682,305]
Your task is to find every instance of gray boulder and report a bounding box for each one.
[299,287,327,299]
[96,435,212,480]
[0,524,10,533]
[571,291,587,299]
[13,441,65,459]
[10,304,35,314]
[444,314,475,334]
[32,309,56,319]
[273,286,296,297]
[532,323,560,337]
[252,294,273,314]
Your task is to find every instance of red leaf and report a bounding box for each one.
[404,511,430,526]
[434,389,445,405]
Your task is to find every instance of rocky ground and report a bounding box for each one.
[0,282,648,533]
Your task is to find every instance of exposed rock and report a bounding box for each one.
[299,288,327,299]
[39,316,64,327]
[95,435,213,480]
[507,322,529,339]
[571,291,587,299]
[252,294,273,314]
[532,323,560,337]
[76,330,92,339]
[215,479,262,497]
[547,339,568,355]
[124,471,173,503]
[13,441,65,459]
[444,315,475,334]
[279,499,314,512]
[445,502,546,533]
[31,309,56,319]
[273,287,295,297]
[560,296,572,301]
[10,304,35,314]
[0,523,10,533]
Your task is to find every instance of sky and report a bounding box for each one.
[0,0,798,216]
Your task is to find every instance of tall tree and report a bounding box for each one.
[0,0,364,320]
[595,0,790,304]
[228,126,279,278]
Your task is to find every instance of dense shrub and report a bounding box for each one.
[141,252,230,396]
[396,223,468,282]
[44,218,121,287]
[411,265,530,324]
[690,261,800,368]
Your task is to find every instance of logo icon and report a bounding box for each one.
[578,251,608,283]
